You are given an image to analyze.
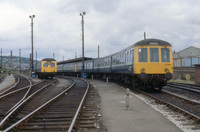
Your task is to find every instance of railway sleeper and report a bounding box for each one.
[79,117,98,120]
[78,124,96,128]
[82,113,97,117]
[35,114,74,118]
[30,118,72,121]
[20,125,69,130]
[22,121,71,125]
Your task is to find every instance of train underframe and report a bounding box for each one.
[36,72,56,79]
[57,71,169,91]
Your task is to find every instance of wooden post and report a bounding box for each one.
[106,77,108,85]
[126,88,130,110]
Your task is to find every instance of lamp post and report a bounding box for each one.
[29,15,35,75]
[80,12,86,72]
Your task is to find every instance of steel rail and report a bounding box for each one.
[0,75,19,96]
[68,78,90,132]
[167,83,200,93]
[3,79,75,132]
[163,90,200,104]
[141,91,200,123]
[0,80,44,99]
[0,79,55,129]
[6,76,32,114]
[168,82,200,89]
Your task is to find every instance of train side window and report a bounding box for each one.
[139,48,147,62]
[50,63,55,67]
[43,63,48,67]
[161,48,170,62]
[150,48,159,62]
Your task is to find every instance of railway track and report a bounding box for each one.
[163,85,200,103]
[0,75,29,96]
[141,90,200,128]
[1,77,89,132]
[0,78,56,131]
[0,76,32,123]
[167,82,200,93]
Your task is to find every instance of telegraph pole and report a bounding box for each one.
[19,49,21,74]
[1,48,2,72]
[98,45,100,58]
[10,50,13,71]
[29,15,35,75]
[62,56,64,72]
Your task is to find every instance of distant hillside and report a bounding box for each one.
[1,56,39,70]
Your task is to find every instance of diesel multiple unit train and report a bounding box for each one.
[57,38,173,90]
[35,58,57,78]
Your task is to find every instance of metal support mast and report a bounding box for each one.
[29,15,35,74]
[1,48,3,71]
[35,51,37,71]
[80,12,86,72]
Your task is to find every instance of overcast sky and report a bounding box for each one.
[0,0,200,61]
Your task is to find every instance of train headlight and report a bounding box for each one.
[165,68,169,72]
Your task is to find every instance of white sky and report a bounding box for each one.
[0,0,200,61]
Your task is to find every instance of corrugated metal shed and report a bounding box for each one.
[173,46,200,67]
[174,46,200,58]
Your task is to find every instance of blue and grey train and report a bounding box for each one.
[57,38,173,90]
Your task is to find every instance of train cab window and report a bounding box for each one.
[161,48,170,62]
[50,63,55,67]
[43,63,48,67]
[139,48,147,62]
[150,48,159,62]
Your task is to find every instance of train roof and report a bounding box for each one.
[57,57,93,65]
[41,58,56,61]
[134,39,171,46]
